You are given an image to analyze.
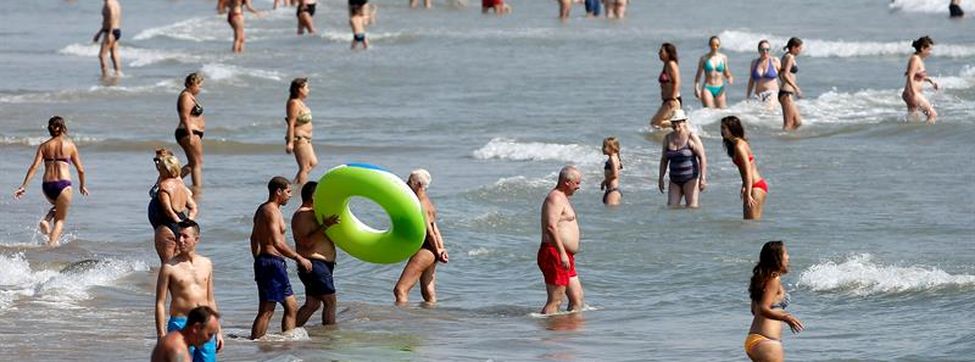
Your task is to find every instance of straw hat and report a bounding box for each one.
[668,108,689,122]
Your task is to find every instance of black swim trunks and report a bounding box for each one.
[297,259,336,296]
[174,128,204,141]
[349,0,368,5]
[297,3,317,16]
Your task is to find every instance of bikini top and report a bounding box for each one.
[790,62,798,74]
[604,159,612,170]
[751,58,778,81]
[704,57,725,73]
[191,102,204,117]
[770,292,790,310]
[44,142,70,163]
[658,69,671,84]
[733,152,755,167]
[912,69,927,81]
[295,111,313,125]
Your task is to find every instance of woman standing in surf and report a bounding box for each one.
[175,73,206,197]
[721,116,766,220]
[219,0,261,54]
[778,37,804,130]
[650,43,682,129]
[902,36,939,124]
[284,78,318,185]
[694,36,734,109]
[744,241,804,361]
[14,116,90,247]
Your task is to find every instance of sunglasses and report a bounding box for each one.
[759,48,770,52]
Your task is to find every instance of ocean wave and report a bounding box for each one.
[718,30,975,58]
[889,0,973,13]
[472,138,603,165]
[0,254,147,311]
[0,80,180,104]
[58,43,202,67]
[798,254,975,296]
[201,63,284,82]
[133,16,230,42]
[0,134,104,147]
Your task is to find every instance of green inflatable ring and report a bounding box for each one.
[313,163,426,264]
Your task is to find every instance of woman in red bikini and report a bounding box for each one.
[721,116,767,220]
[14,116,90,247]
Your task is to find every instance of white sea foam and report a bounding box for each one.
[133,16,230,42]
[0,80,178,104]
[0,134,103,146]
[201,63,284,82]
[798,254,975,296]
[320,30,411,43]
[467,247,492,257]
[890,0,973,13]
[473,138,603,165]
[718,30,975,58]
[58,43,201,67]
[0,254,148,311]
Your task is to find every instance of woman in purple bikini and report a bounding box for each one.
[14,116,90,247]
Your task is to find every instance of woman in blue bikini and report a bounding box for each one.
[14,116,90,247]
[745,40,781,110]
[694,36,734,109]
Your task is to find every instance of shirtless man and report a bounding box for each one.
[250,176,312,340]
[393,169,449,305]
[293,181,341,326]
[152,306,221,362]
[92,0,121,77]
[538,166,584,315]
[154,220,222,362]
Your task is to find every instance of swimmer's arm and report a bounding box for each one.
[541,196,566,256]
[15,147,43,195]
[693,57,705,97]
[657,140,668,192]
[70,146,89,195]
[185,188,198,220]
[745,59,756,98]
[723,54,734,84]
[691,133,707,184]
[206,265,224,352]
[154,265,171,338]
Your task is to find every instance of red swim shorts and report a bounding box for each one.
[537,243,576,286]
[483,0,504,7]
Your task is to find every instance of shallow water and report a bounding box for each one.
[1,0,974,360]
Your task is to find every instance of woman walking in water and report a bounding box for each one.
[745,241,804,361]
[650,43,682,129]
[14,116,90,247]
[694,36,734,109]
[394,169,448,305]
[219,0,261,54]
[175,73,206,196]
[285,78,319,185]
[778,37,804,130]
[745,40,781,109]
[902,36,939,124]
[148,149,197,264]
[658,109,707,208]
[721,116,767,220]
[600,137,622,206]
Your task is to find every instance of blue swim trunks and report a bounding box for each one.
[254,254,294,303]
[297,259,336,296]
[585,0,601,16]
[167,316,217,362]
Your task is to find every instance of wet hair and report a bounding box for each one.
[177,219,201,236]
[301,181,317,203]
[749,241,787,302]
[784,37,803,52]
[757,39,771,52]
[660,43,678,64]
[409,169,432,189]
[708,35,720,46]
[912,36,934,53]
[184,72,204,88]
[289,78,308,100]
[558,165,580,183]
[721,116,747,159]
[268,176,290,196]
[155,151,181,178]
[185,305,220,330]
[47,116,67,137]
[602,137,622,170]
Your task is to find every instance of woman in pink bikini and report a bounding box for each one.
[902,36,939,123]
[14,116,90,247]
[721,116,766,220]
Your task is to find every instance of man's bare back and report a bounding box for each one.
[102,0,121,30]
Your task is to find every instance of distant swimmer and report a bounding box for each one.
[746,40,781,109]
[296,0,317,35]
[650,43,682,129]
[152,306,221,362]
[584,0,601,17]
[556,0,573,20]
[538,166,585,315]
[950,0,964,17]
[349,0,378,25]
[149,148,197,264]
[394,169,449,305]
[92,0,121,77]
[219,0,262,54]
[778,37,804,130]
[694,36,735,109]
[285,78,318,185]
[744,241,804,362]
[349,4,370,50]
[249,176,312,340]
[603,0,627,19]
[155,220,222,361]
[175,73,206,196]
[902,36,939,124]
[600,137,622,206]
[721,116,767,220]
[293,181,341,326]
[410,0,432,9]
[482,0,511,14]
[658,109,708,208]
[14,116,89,247]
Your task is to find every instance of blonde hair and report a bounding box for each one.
[409,169,432,189]
[602,137,623,169]
[155,148,181,178]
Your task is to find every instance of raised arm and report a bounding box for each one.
[14,147,44,198]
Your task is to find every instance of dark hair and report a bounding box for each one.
[268,176,290,196]
[661,43,678,64]
[784,37,803,52]
[708,35,720,46]
[911,36,934,53]
[185,305,220,330]
[177,219,201,236]
[301,181,318,203]
[289,78,308,100]
[184,72,204,88]
[757,39,770,51]
[48,116,67,137]
[749,241,787,302]
[720,116,747,159]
